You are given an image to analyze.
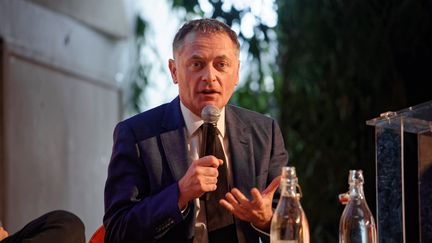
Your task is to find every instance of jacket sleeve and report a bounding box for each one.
[103,122,187,242]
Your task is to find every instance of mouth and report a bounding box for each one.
[199,89,220,95]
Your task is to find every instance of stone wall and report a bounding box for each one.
[0,0,134,238]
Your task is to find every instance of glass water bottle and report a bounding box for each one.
[339,170,377,243]
[270,166,310,243]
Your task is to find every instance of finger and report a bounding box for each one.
[220,199,249,221]
[197,156,220,168]
[201,181,217,193]
[198,166,219,177]
[231,188,251,206]
[219,199,235,212]
[262,176,281,196]
[204,176,218,185]
[205,184,217,192]
[250,188,264,207]
[225,192,239,205]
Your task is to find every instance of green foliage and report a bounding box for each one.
[276,0,431,242]
[132,15,173,113]
[130,16,150,113]
[171,0,201,14]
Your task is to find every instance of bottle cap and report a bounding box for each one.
[348,170,364,185]
[281,166,303,197]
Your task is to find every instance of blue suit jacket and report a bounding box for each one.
[103,97,288,243]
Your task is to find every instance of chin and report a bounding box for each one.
[200,102,222,109]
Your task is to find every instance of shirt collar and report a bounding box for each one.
[180,101,226,138]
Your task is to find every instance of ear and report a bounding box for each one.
[168,59,178,84]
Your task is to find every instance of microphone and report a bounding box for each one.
[200,105,221,157]
[201,105,220,201]
[200,106,234,228]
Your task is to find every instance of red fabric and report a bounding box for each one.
[89,225,105,243]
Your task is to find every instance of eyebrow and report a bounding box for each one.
[188,54,231,60]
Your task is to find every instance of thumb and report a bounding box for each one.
[262,175,281,197]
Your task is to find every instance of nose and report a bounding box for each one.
[201,64,217,83]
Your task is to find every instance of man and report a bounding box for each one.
[0,210,85,243]
[103,18,288,243]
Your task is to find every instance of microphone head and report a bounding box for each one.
[201,105,220,124]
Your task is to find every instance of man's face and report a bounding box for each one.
[169,32,240,117]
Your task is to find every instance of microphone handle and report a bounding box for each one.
[201,122,218,201]
[201,122,217,157]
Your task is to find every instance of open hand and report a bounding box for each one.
[220,176,281,231]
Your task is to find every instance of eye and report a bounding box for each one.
[216,61,229,70]
[190,61,203,70]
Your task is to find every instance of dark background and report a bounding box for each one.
[132,0,432,242]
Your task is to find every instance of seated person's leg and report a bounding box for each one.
[2,210,85,243]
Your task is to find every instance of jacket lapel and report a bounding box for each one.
[226,106,255,196]
[160,97,190,182]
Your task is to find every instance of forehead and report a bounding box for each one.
[175,32,238,58]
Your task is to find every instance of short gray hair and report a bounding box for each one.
[173,18,240,54]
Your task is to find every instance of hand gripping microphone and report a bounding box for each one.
[200,105,221,157]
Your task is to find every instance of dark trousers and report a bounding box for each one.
[1,210,85,243]
[208,224,237,243]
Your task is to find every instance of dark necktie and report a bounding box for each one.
[200,124,236,240]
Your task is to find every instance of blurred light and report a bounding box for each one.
[231,20,241,35]
[232,0,248,10]
[222,1,232,12]
[198,0,214,15]
[260,0,277,28]
[264,75,274,92]
[240,12,256,39]
[250,80,259,91]
[115,72,124,83]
